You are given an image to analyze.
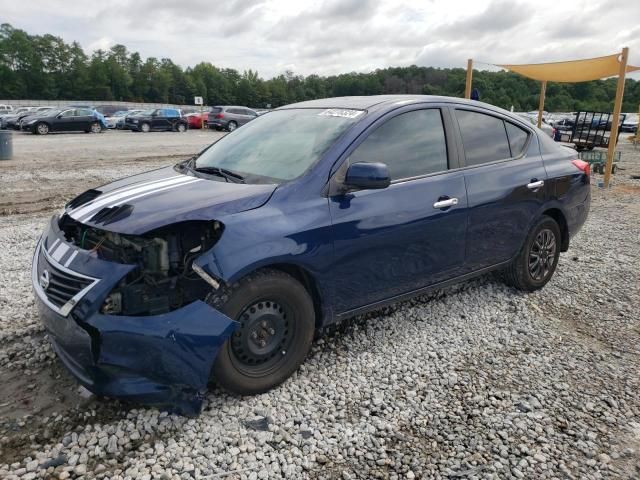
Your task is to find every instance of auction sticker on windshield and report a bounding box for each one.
[318,109,364,119]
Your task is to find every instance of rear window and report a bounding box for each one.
[211,107,222,114]
[505,122,530,157]
[455,110,511,166]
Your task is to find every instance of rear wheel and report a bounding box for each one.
[35,122,49,135]
[503,216,561,291]
[227,121,237,132]
[177,123,187,133]
[207,269,315,394]
[90,122,101,134]
[140,122,151,133]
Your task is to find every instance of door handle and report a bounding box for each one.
[527,180,545,190]
[433,197,459,209]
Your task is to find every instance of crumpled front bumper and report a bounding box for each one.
[32,216,238,415]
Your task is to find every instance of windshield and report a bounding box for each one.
[194,108,361,183]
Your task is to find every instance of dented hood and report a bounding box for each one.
[64,166,276,234]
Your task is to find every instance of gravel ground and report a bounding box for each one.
[0,132,639,479]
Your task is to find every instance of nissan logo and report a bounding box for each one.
[39,270,50,291]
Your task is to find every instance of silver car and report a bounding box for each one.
[207,106,258,131]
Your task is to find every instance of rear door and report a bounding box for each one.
[74,108,95,131]
[152,109,169,130]
[451,107,548,271]
[328,106,468,313]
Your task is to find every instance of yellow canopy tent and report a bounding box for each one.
[465,49,640,187]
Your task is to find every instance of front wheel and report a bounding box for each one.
[176,123,187,133]
[207,269,315,395]
[227,121,237,132]
[140,122,151,133]
[503,216,561,291]
[90,122,101,133]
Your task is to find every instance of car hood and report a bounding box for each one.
[64,166,277,235]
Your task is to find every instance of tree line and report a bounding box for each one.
[1,23,639,112]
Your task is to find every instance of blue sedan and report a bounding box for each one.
[33,95,591,414]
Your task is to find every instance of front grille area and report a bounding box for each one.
[34,241,99,316]
[43,259,93,308]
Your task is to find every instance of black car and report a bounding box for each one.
[124,108,188,132]
[21,108,102,135]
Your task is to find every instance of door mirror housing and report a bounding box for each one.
[344,162,391,191]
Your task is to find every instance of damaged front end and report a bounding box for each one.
[32,214,237,415]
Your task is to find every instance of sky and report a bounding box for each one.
[2,0,640,79]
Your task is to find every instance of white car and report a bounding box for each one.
[517,114,556,138]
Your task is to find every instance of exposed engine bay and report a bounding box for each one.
[58,214,223,316]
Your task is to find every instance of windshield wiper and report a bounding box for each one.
[193,166,245,183]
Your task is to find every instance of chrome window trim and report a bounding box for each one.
[32,241,100,317]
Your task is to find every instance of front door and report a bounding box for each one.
[54,109,77,131]
[452,107,548,271]
[328,107,468,313]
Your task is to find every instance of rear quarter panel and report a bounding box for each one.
[538,136,591,240]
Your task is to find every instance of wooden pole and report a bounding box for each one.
[465,59,473,99]
[604,47,629,188]
[537,81,547,128]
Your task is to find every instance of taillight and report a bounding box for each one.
[571,159,590,177]
[215,113,224,119]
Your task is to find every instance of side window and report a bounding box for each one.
[166,109,179,117]
[60,109,76,117]
[76,109,93,116]
[455,110,511,166]
[348,109,448,180]
[505,122,530,157]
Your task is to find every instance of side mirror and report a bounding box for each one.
[344,162,391,191]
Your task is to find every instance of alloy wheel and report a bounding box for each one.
[37,123,49,135]
[528,228,556,281]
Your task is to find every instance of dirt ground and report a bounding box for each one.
[0,129,224,215]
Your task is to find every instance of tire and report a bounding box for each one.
[177,123,187,133]
[35,122,49,135]
[90,122,101,134]
[140,122,151,133]
[206,269,315,395]
[503,216,561,292]
[227,121,237,132]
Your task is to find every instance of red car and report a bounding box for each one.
[186,112,209,129]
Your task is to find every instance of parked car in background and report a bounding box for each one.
[186,112,209,129]
[8,107,55,130]
[22,108,102,134]
[621,114,638,133]
[35,95,591,413]
[114,109,143,129]
[0,105,14,115]
[517,114,556,139]
[125,108,188,132]
[95,105,126,116]
[104,110,129,129]
[207,106,258,131]
[0,106,33,129]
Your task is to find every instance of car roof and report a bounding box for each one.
[278,95,509,113]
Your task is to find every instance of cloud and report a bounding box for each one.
[433,0,534,39]
[0,0,638,79]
